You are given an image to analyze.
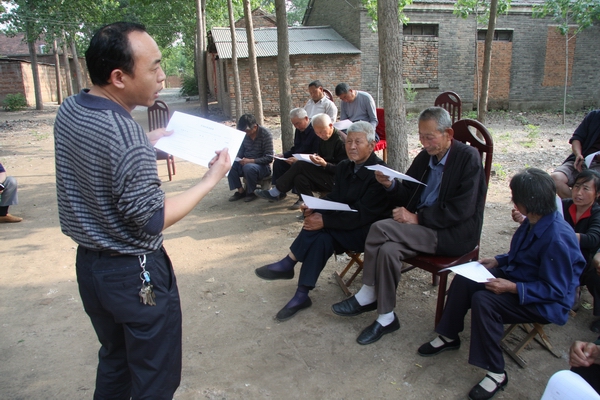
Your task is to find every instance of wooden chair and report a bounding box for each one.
[333,251,364,297]
[333,119,493,327]
[373,108,387,163]
[434,91,462,124]
[323,88,334,102]
[500,323,560,368]
[148,100,176,181]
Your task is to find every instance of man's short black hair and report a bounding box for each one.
[237,114,257,131]
[574,169,600,194]
[510,168,557,216]
[86,22,147,87]
[335,83,350,96]
[309,80,323,89]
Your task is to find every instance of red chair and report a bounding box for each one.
[434,91,462,124]
[323,88,334,102]
[373,108,387,163]
[147,100,176,181]
[401,118,493,327]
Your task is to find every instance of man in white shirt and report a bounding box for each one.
[304,80,337,121]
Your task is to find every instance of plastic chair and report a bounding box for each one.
[333,119,493,327]
[148,100,176,181]
[373,108,387,163]
[434,91,462,124]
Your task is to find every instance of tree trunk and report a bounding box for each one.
[275,0,293,151]
[53,40,63,105]
[62,32,74,96]
[26,24,43,110]
[563,29,569,125]
[70,40,83,93]
[378,0,407,171]
[478,0,499,124]
[243,0,264,125]
[228,0,243,121]
[196,0,209,115]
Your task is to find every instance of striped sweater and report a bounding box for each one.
[54,90,164,254]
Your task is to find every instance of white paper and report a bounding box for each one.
[274,156,288,161]
[333,119,353,130]
[154,111,246,168]
[301,194,357,212]
[365,165,427,186]
[292,153,319,165]
[585,151,600,167]
[439,261,495,283]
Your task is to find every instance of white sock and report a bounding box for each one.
[354,284,376,305]
[376,312,395,327]
[268,187,281,196]
[478,371,506,392]
[430,335,455,348]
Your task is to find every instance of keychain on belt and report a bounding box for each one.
[138,254,156,306]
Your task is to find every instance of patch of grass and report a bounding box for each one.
[464,110,478,119]
[32,131,49,141]
[404,79,417,103]
[493,163,507,179]
[525,124,540,139]
[515,114,529,125]
[522,141,535,148]
[2,93,27,111]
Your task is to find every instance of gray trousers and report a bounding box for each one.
[0,176,18,206]
[361,218,437,314]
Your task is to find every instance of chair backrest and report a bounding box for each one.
[147,100,170,131]
[434,91,462,124]
[323,88,334,102]
[375,108,386,141]
[451,118,493,186]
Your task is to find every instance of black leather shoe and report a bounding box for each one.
[468,372,508,400]
[254,189,284,201]
[356,313,400,345]
[331,296,377,317]
[417,335,461,357]
[255,265,294,280]
[275,298,312,322]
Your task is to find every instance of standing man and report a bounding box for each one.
[304,80,338,121]
[54,22,230,399]
[332,107,487,345]
[270,108,320,207]
[228,113,274,203]
[0,162,22,223]
[335,82,378,132]
[551,109,600,198]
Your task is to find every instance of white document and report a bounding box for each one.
[154,111,246,168]
[333,119,353,130]
[292,153,319,165]
[365,165,427,186]
[440,261,495,283]
[274,156,288,161]
[301,194,357,212]
[585,151,600,167]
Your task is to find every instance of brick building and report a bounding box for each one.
[208,26,361,117]
[303,0,600,111]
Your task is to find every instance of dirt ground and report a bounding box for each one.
[1,90,598,399]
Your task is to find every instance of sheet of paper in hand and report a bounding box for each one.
[439,261,495,283]
[154,111,246,168]
[301,194,357,212]
[293,154,319,165]
[365,165,427,186]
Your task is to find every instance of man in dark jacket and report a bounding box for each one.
[332,107,487,345]
[254,121,390,322]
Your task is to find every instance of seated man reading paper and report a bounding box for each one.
[254,121,390,321]
[418,168,585,400]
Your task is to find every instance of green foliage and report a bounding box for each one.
[454,0,512,25]
[492,162,507,179]
[361,0,413,29]
[525,124,540,139]
[515,114,529,125]
[404,79,417,102]
[2,93,27,111]
[287,0,309,26]
[533,0,600,36]
[180,75,199,97]
[464,110,478,119]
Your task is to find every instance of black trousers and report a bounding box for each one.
[580,263,600,316]
[272,158,291,185]
[76,246,182,400]
[572,364,600,394]
[435,270,548,373]
[276,161,334,197]
[290,227,368,288]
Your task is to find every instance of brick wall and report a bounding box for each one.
[542,26,576,87]
[220,53,361,118]
[403,36,439,86]
[165,75,182,88]
[475,41,512,109]
[0,62,25,103]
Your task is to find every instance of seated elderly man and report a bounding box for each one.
[304,80,337,121]
[335,83,378,130]
[255,113,346,208]
[271,108,320,207]
[332,107,486,345]
[254,121,390,321]
[418,168,585,400]
[228,114,274,203]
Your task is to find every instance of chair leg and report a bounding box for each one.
[167,159,173,181]
[383,148,388,163]
[434,272,449,328]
